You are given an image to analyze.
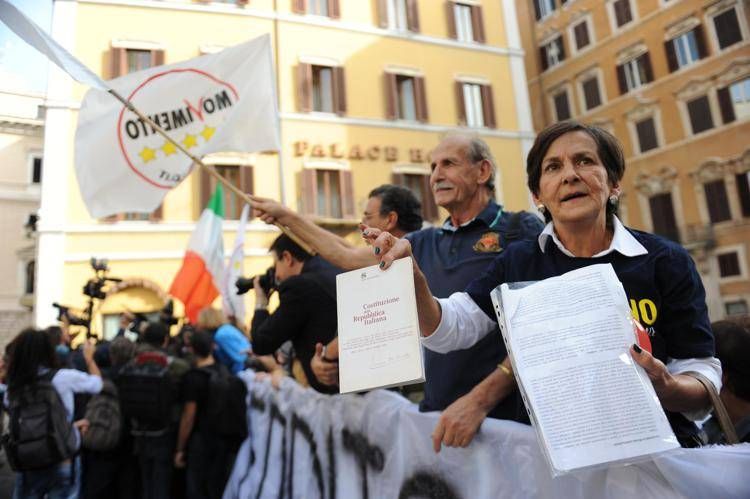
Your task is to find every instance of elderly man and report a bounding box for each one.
[251,134,542,451]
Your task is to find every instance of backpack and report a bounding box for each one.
[81,379,122,452]
[1,370,78,471]
[200,364,248,442]
[117,351,174,433]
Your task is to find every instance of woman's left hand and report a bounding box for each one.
[630,344,675,398]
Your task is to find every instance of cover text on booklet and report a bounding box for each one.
[491,264,679,475]
[336,257,424,393]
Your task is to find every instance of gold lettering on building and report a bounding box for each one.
[292,142,425,163]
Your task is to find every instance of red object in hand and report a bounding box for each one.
[634,320,652,354]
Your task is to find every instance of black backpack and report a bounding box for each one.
[81,379,122,452]
[2,370,78,471]
[117,351,174,433]
[200,364,248,442]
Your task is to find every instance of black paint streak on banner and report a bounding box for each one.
[341,429,385,499]
[398,471,461,499]
[327,428,336,499]
[255,402,287,499]
[289,414,325,498]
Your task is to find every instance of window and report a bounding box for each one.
[30,155,43,184]
[540,35,565,71]
[24,260,35,295]
[297,63,346,115]
[687,95,714,134]
[611,0,633,28]
[385,72,428,122]
[712,7,743,50]
[704,179,732,223]
[393,172,438,221]
[736,171,750,217]
[447,2,485,43]
[199,164,254,220]
[581,74,602,110]
[718,77,750,124]
[300,167,355,219]
[616,53,653,94]
[718,252,741,278]
[649,192,679,241]
[726,300,749,316]
[665,27,707,72]
[553,90,571,121]
[292,0,339,18]
[456,82,495,128]
[380,0,419,32]
[635,117,658,153]
[533,0,556,21]
[572,19,591,51]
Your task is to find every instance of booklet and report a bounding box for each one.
[336,257,425,393]
[490,264,679,476]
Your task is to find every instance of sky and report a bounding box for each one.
[0,0,52,94]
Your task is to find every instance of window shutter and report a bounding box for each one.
[532,0,541,21]
[199,166,212,219]
[470,6,485,43]
[340,170,355,219]
[649,193,679,241]
[717,86,736,124]
[480,84,496,128]
[297,63,313,112]
[642,52,654,83]
[556,36,566,61]
[406,0,420,32]
[111,47,128,78]
[151,50,165,67]
[664,40,678,72]
[446,1,456,39]
[391,172,406,185]
[539,46,549,72]
[414,76,428,123]
[636,118,658,152]
[328,0,340,19]
[736,172,750,217]
[704,180,731,223]
[384,72,398,119]
[333,66,347,116]
[694,25,708,59]
[301,169,317,215]
[455,81,467,125]
[688,96,714,133]
[241,165,254,197]
[149,203,163,222]
[377,0,388,28]
[292,0,306,14]
[616,64,627,94]
[421,174,438,221]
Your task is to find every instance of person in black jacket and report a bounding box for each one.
[250,234,340,394]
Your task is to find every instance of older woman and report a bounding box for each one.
[371,121,720,447]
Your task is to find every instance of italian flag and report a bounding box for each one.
[170,184,225,323]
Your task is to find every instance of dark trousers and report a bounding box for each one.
[134,433,175,499]
[82,448,140,499]
[186,432,237,499]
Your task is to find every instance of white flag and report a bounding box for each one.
[222,204,249,323]
[74,35,279,218]
[0,0,107,89]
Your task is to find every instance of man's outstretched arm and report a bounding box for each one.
[250,196,377,270]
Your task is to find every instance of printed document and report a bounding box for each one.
[491,264,679,475]
[336,257,424,393]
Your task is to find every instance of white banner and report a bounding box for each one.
[226,372,750,499]
[74,35,279,218]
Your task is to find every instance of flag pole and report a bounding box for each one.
[107,89,317,256]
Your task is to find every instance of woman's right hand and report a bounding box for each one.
[360,224,413,270]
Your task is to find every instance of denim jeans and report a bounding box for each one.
[12,458,78,499]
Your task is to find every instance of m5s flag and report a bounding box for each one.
[74,35,279,218]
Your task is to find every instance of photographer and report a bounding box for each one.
[250,234,340,394]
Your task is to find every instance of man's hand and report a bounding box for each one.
[82,339,96,362]
[310,343,339,386]
[174,451,187,468]
[250,196,294,226]
[361,224,413,270]
[431,392,489,453]
[253,276,269,308]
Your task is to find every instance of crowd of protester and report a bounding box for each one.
[1,122,748,498]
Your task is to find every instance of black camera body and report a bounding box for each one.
[52,303,88,327]
[236,266,276,296]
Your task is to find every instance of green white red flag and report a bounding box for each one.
[170,185,225,323]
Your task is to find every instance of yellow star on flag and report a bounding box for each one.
[161,141,177,156]
[200,125,216,142]
[139,146,157,163]
[182,133,198,149]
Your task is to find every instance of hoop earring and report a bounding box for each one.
[607,195,619,207]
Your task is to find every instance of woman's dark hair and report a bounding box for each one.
[712,318,750,401]
[526,120,626,223]
[6,328,58,393]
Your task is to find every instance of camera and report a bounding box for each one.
[52,303,88,327]
[159,299,179,327]
[236,266,276,296]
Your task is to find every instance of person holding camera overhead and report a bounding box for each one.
[249,234,341,394]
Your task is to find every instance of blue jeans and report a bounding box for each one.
[12,459,78,499]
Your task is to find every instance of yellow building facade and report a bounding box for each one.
[517,0,750,320]
[34,0,536,337]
